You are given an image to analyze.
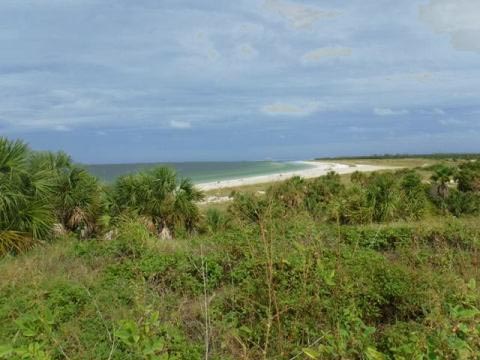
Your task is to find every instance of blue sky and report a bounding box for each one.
[1,0,479,163]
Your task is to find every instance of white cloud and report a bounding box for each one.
[433,108,445,115]
[53,125,72,132]
[384,72,435,84]
[262,101,322,116]
[421,108,445,115]
[180,31,221,61]
[420,0,480,52]
[374,108,409,116]
[264,0,339,29]
[439,118,467,126]
[234,43,258,61]
[414,72,434,83]
[169,120,191,129]
[301,47,352,64]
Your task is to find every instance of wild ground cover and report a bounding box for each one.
[1,137,479,359]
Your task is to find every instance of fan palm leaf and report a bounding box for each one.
[0,230,36,256]
[112,166,204,236]
[0,137,28,176]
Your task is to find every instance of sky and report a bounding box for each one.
[0,0,479,163]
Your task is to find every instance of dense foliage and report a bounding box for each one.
[0,139,102,254]
[0,137,204,254]
[1,137,480,359]
[112,167,203,237]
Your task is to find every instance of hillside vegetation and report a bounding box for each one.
[1,137,480,359]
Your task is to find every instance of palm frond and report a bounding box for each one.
[0,137,29,175]
[0,230,36,256]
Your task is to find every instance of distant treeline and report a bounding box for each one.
[315,153,480,160]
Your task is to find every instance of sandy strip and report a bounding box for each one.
[196,161,396,191]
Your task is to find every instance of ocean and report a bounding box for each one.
[85,161,313,184]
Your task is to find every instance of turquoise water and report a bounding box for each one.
[85,161,312,184]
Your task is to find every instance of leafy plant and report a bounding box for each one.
[113,167,203,237]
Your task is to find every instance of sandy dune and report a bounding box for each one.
[196,161,395,191]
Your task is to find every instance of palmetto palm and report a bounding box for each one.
[431,165,455,199]
[0,138,55,254]
[54,166,103,236]
[172,177,203,231]
[31,150,103,236]
[113,166,203,236]
[366,173,400,222]
[1,137,104,253]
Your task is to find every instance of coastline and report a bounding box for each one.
[196,161,396,191]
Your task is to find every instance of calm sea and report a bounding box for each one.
[85,161,313,184]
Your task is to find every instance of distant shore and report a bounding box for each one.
[196,161,395,191]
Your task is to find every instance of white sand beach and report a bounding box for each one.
[197,161,396,191]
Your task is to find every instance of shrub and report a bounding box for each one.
[205,208,231,233]
[399,170,427,219]
[329,186,372,225]
[228,192,269,224]
[445,190,480,216]
[366,173,400,222]
[112,167,203,237]
[0,138,55,254]
[305,172,344,217]
[456,160,480,192]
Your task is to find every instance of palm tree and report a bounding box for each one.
[54,166,103,237]
[456,161,480,193]
[431,165,455,199]
[0,138,55,254]
[366,173,400,222]
[172,177,204,232]
[1,137,105,254]
[113,166,203,237]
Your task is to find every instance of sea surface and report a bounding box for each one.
[85,161,313,184]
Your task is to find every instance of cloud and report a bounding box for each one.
[53,125,72,132]
[262,101,322,116]
[1,0,479,162]
[414,72,434,83]
[233,43,258,61]
[374,108,409,116]
[439,118,467,126]
[421,108,446,115]
[264,0,339,29]
[169,120,192,129]
[301,47,352,64]
[180,31,221,61]
[384,72,435,84]
[420,0,480,52]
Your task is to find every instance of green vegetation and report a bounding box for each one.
[1,137,480,359]
[316,153,480,161]
[112,167,203,238]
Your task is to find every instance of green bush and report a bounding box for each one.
[445,189,480,216]
[456,160,480,192]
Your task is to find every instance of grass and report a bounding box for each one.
[1,155,480,359]
[1,214,479,359]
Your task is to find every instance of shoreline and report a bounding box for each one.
[196,161,396,191]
